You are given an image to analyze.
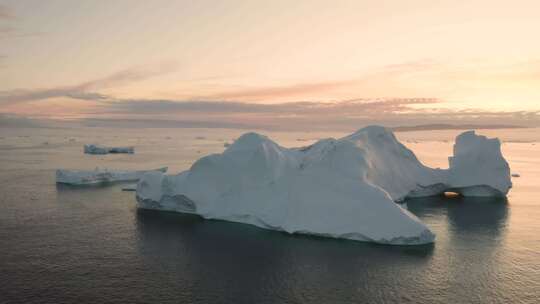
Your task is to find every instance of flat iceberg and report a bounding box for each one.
[121,184,138,191]
[84,144,134,154]
[136,126,511,245]
[56,167,167,185]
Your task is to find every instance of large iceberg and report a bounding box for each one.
[136,126,511,245]
[56,167,167,185]
[84,144,134,154]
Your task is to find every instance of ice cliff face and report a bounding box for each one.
[136,126,511,245]
[341,126,448,201]
[447,131,512,197]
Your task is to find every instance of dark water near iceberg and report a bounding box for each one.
[0,127,539,303]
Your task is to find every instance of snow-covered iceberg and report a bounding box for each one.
[84,144,134,154]
[447,131,512,197]
[135,126,511,245]
[56,167,167,185]
[404,130,512,198]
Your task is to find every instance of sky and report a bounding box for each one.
[1,0,539,130]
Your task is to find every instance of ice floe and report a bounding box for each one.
[56,167,167,185]
[84,144,134,154]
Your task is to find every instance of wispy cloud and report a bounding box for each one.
[2,56,540,130]
[77,107,539,131]
[2,89,539,130]
[0,113,42,128]
[81,97,539,130]
[0,63,176,105]
[102,98,439,116]
[75,63,177,91]
[202,80,357,101]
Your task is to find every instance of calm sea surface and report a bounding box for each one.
[0,127,539,304]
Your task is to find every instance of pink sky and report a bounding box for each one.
[1,1,539,128]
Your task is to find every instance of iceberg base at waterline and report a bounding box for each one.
[135,126,512,245]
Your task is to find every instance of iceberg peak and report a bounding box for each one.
[344,125,395,141]
[229,132,271,149]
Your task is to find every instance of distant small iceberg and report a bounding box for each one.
[121,184,138,191]
[84,144,134,155]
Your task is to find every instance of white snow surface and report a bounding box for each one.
[136,126,511,245]
[56,167,167,185]
[84,144,134,154]
[447,131,512,197]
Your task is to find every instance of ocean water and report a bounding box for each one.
[0,127,539,304]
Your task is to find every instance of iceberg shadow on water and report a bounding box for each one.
[135,208,436,257]
[133,208,435,303]
[405,196,509,235]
